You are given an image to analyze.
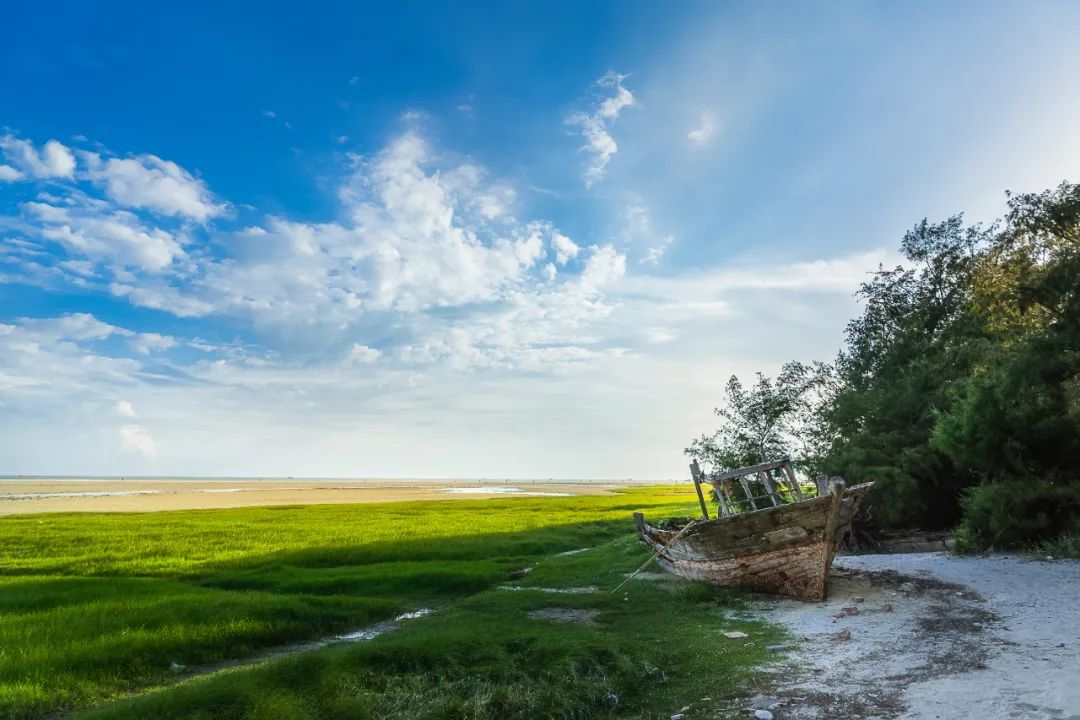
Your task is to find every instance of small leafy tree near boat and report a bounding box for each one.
[685,361,823,472]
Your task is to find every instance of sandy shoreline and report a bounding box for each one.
[0,478,633,515]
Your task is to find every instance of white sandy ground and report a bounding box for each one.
[734,553,1080,720]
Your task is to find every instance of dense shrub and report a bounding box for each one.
[956,481,1080,551]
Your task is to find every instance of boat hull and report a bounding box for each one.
[633,482,873,601]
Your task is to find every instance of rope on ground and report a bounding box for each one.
[611,520,698,593]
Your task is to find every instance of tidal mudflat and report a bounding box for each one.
[0,477,627,515]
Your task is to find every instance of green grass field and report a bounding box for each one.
[0,487,782,719]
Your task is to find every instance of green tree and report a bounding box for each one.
[932,183,1080,484]
[817,216,991,528]
[686,362,819,472]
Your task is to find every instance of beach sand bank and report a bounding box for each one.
[0,478,635,515]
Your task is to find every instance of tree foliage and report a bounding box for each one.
[690,181,1080,535]
[685,362,820,472]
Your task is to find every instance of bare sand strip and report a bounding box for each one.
[743,552,1080,720]
[0,478,625,515]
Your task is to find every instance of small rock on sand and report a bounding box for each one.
[752,695,782,710]
[754,711,775,720]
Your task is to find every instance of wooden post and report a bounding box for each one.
[781,460,805,501]
[689,461,710,520]
[818,477,847,599]
[718,479,736,516]
[714,477,731,517]
[758,470,781,506]
[816,474,829,497]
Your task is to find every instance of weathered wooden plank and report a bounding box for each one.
[758,470,781,506]
[815,474,829,497]
[707,459,787,482]
[738,475,759,511]
[781,461,805,501]
[689,460,710,520]
[715,484,731,517]
[819,478,846,595]
[719,480,738,514]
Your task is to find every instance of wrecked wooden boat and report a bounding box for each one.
[633,459,873,601]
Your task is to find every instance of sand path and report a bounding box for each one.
[745,552,1080,719]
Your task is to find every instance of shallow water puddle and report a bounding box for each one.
[439,486,572,497]
[527,608,601,625]
[497,585,599,594]
[337,608,434,640]
[555,547,591,557]
[172,608,435,680]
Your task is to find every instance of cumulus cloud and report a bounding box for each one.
[348,344,382,364]
[191,133,570,328]
[130,332,177,354]
[119,424,157,459]
[567,72,636,187]
[84,153,225,221]
[687,112,718,146]
[18,312,128,341]
[0,126,909,477]
[0,135,76,179]
[0,164,23,182]
[551,231,579,265]
[22,199,185,271]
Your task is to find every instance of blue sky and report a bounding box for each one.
[2,1,1078,477]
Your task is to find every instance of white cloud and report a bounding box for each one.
[130,332,177,354]
[85,153,225,221]
[0,128,895,478]
[642,235,674,265]
[579,244,627,292]
[23,199,185,271]
[618,201,675,265]
[551,231,579,264]
[567,72,636,187]
[0,164,23,182]
[0,135,76,179]
[262,109,277,118]
[645,327,677,344]
[687,112,718,146]
[348,344,382,364]
[119,424,157,459]
[19,312,129,341]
